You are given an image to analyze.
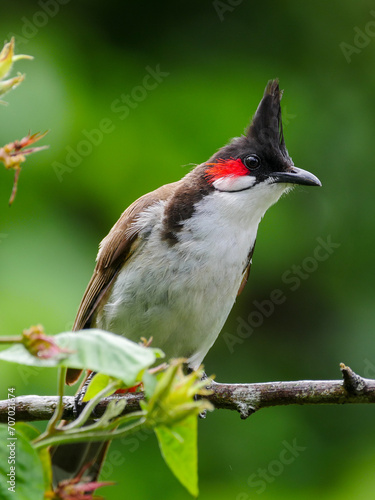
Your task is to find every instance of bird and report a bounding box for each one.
[51,79,321,486]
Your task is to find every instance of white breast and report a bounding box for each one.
[96,181,287,369]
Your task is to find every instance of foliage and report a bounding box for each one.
[0,38,47,205]
[0,424,44,500]
[0,329,211,498]
[0,37,32,101]
[0,37,210,497]
[2,4,375,498]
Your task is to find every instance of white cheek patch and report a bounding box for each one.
[212,175,256,192]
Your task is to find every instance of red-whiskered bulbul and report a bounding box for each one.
[51,79,321,485]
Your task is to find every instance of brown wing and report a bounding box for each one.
[66,181,179,385]
[237,240,256,296]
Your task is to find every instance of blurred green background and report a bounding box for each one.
[1,1,375,498]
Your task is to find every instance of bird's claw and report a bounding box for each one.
[73,372,96,419]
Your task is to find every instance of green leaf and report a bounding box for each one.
[99,399,127,426]
[38,447,52,492]
[83,373,113,402]
[0,329,163,386]
[14,424,52,488]
[155,414,198,497]
[0,424,44,500]
[142,370,158,399]
[14,423,40,441]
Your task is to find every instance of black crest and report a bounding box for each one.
[247,79,288,157]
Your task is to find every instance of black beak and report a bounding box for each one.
[271,167,322,187]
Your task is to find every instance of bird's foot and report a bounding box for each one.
[73,371,96,420]
[193,371,210,419]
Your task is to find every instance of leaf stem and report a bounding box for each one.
[62,380,122,431]
[34,416,148,450]
[36,366,67,441]
[0,336,23,344]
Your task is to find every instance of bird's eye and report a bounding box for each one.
[244,154,261,169]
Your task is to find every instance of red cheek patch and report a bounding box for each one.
[205,157,248,184]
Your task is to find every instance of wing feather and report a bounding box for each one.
[237,240,256,296]
[66,181,179,385]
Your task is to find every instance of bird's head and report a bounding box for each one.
[204,79,321,193]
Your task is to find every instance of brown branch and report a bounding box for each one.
[1,364,374,423]
[208,363,375,419]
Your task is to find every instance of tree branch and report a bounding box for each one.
[1,364,374,423]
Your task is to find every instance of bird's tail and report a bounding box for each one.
[50,439,111,487]
[50,371,111,488]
